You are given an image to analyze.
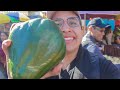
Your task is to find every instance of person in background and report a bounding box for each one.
[0,32,8,42]
[113,35,120,49]
[0,32,9,67]
[102,26,120,57]
[102,24,113,45]
[0,32,8,79]
[2,11,120,79]
[112,35,120,70]
[82,17,106,59]
[100,24,114,55]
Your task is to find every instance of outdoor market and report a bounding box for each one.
[0,11,120,79]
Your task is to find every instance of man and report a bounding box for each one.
[82,17,106,59]
[2,11,120,79]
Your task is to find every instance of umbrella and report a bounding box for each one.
[28,15,41,19]
[0,13,11,24]
[8,16,20,23]
[6,12,30,22]
[0,12,30,24]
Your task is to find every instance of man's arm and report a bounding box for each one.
[84,43,104,59]
[99,58,120,79]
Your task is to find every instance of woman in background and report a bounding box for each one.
[0,32,8,42]
[113,35,120,49]
[0,32,8,79]
[102,24,113,45]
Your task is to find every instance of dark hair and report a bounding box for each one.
[113,35,120,44]
[105,25,112,35]
[102,25,112,45]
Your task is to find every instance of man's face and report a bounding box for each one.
[52,11,83,53]
[91,26,105,42]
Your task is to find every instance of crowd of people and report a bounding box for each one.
[0,11,120,79]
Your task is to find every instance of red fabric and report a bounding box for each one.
[115,20,120,26]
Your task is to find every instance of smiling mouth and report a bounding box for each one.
[64,37,75,44]
[64,37,74,41]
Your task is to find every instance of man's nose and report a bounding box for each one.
[102,31,105,36]
[61,22,72,33]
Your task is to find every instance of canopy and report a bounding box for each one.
[80,11,120,15]
[80,11,120,19]
[0,14,10,24]
[0,12,30,24]
[6,12,30,22]
[79,11,120,31]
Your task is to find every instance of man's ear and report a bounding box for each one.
[88,26,93,32]
[81,26,86,35]
[81,26,84,30]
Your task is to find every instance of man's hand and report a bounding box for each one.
[2,39,12,79]
[2,39,63,79]
[2,39,12,56]
[41,62,63,79]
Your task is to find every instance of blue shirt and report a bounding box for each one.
[82,32,105,59]
[47,46,120,79]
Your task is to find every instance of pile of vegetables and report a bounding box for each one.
[104,55,120,64]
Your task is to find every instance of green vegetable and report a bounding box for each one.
[8,18,66,79]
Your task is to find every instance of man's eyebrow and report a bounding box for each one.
[53,18,62,20]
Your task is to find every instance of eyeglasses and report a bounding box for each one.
[93,26,105,33]
[53,17,81,29]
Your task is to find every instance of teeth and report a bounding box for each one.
[64,37,73,40]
